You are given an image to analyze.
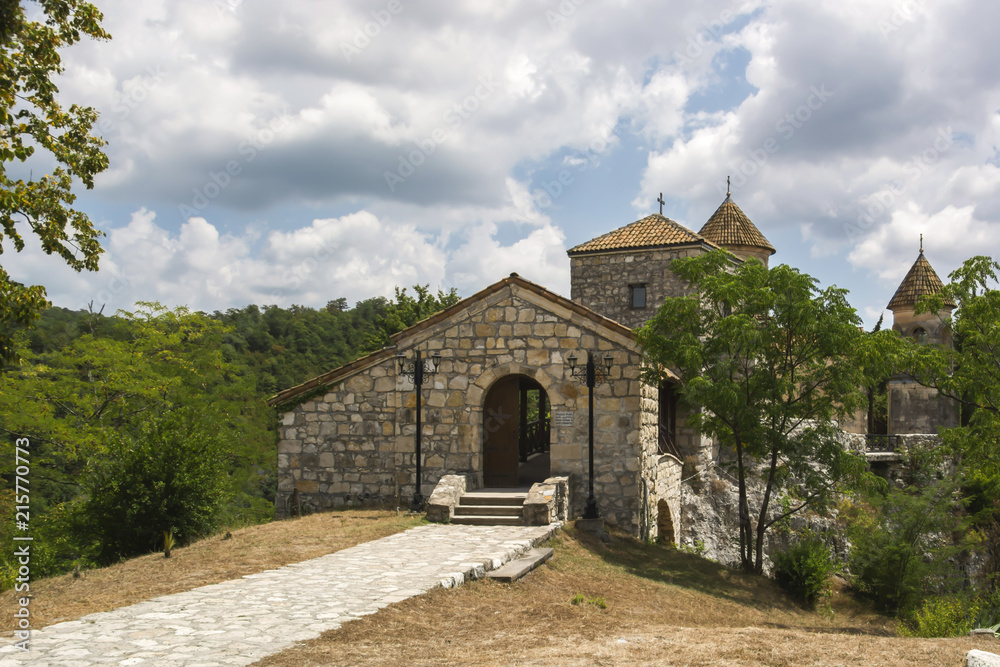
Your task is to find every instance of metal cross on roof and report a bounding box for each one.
[657,192,665,215]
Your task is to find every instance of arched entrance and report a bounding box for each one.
[657,499,675,546]
[483,375,550,488]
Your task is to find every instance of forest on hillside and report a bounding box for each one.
[0,285,459,579]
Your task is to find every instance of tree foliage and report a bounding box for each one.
[1,0,110,366]
[636,250,871,574]
[80,407,231,564]
[0,303,274,569]
[0,285,460,576]
[362,284,460,352]
[913,256,1000,473]
[847,480,963,614]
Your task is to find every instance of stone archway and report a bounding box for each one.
[657,499,675,546]
[482,374,550,488]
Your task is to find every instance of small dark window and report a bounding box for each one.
[659,381,678,456]
[913,327,928,344]
[630,284,647,309]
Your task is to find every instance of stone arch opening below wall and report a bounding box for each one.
[657,499,675,546]
[481,373,551,488]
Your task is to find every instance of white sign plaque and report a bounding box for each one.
[551,411,574,427]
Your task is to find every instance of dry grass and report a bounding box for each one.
[0,508,423,632]
[253,527,998,667]
[3,513,997,665]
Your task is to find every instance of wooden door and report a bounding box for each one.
[483,375,520,487]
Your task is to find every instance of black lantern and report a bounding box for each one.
[566,350,615,519]
[396,349,442,511]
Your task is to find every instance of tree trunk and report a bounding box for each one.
[755,444,780,575]
[735,437,754,573]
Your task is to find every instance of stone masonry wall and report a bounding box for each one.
[888,378,959,435]
[569,246,707,328]
[275,282,655,533]
[634,381,685,544]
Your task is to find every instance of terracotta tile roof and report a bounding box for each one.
[886,252,956,310]
[566,214,715,255]
[697,196,775,254]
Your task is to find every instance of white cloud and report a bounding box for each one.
[847,202,1000,291]
[9,0,1000,328]
[5,204,572,313]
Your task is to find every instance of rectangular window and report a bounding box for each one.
[630,284,647,309]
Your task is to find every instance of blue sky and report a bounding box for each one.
[7,0,1000,328]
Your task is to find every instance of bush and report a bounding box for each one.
[79,408,232,564]
[900,596,977,637]
[772,531,838,606]
[847,482,961,614]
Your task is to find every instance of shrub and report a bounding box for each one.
[79,408,232,564]
[900,596,988,637]
[847,482,961,614]
[771,531,838,606]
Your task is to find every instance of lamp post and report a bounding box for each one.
[566,350,614,520]
[396,349,442,512]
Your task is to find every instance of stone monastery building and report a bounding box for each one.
[269,195,956,543]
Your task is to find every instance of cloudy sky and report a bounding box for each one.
[8,0,1000,326]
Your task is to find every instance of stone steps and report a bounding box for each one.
[454,504,523,517]
[459,493,527,506]
[451,515,525,526]
[452,491,527,526]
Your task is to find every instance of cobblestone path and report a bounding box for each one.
[0,523,559,666]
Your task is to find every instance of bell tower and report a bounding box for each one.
[885,237,958,434]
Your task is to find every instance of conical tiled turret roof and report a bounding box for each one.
[697,195,775,255]
[886,248,956,310]
[567,213,715,255]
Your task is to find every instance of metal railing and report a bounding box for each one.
[866,434,899,452]
[658,424,681,459]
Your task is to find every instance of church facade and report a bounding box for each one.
[269,194,955,541]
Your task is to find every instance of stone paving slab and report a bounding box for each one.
[0,523,559,666]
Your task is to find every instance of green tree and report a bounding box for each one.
[847,481,962,614]
[910,256,1000,590]
[363,284,460,352]
[636,250,870,574]
[79,407,232,564]
[0,303,275,566]
[916,256,1000,473]
[1,0,110,365]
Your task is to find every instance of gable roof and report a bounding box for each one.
[697,195,775,255]
[567,213,717,255]
[267,273,636,407]
[886,251,956,310]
